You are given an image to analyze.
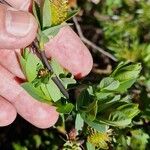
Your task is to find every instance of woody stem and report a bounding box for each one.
[40,51,69,99]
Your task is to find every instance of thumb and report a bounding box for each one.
[0,4,38,49]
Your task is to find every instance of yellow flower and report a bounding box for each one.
[87,129,112,149]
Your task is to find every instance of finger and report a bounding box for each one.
[0,26,93,79]
[0,65,59,128]
[0,96,17,126]
[5,0,31,11]
[45,26,93,79]
[0,4,38,49]
[0,49,25,79]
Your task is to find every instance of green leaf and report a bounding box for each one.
[33,1,41,27]
[77,89,93,111]
[41,0,51,29]
[95,92,112,100]
[20,48,44,82]
[38,31,49,50]
[42,24,66,37]
[50,59,65,76]
[85,100,98,122]
[97,97,121,113]
[65,9,79,22]
[77,89,98,122]
[56,102,74,114]
[25,52,43,82]
[112,62,141,81]
[130,129,149,150]
[61,78,76,88]
[19,56,27,75]
[117,78,136,92]
[50,58,76,88]
[33,135,42,149]
[97,103,140,127]
[75,114,84,134]
[22,48,30,59]
[19,48,30,75]
[12,143,27,150]
[111,62,141,92]
[21,82,51,103]
[86,142,95,150]
[99,77,120,91]
[116,135,128,150]
[83,117,107,132]
[40,83,51,100]
[95,77,120,100]
[46,78,62,102]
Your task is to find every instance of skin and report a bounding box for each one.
[0,0,93,128]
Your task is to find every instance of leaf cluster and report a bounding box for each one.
[77,62,141,129]
[20,48,76,114]
[77,0,150,149]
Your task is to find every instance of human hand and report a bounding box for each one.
[0,0,93,128]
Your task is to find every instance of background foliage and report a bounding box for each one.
[1,0,150,149]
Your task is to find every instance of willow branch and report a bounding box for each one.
[40,51,69,99]
[32,42,69,99]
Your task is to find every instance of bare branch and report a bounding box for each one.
[73,17,117,62]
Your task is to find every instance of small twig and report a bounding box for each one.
[40,51,53,72]
[52,76,69,99]
[32,42,69,99]
[40,51,69,99]
[73,17,117,62]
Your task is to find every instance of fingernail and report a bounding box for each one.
[5,10,32,37]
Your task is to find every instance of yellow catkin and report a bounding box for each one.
[87,131,111,149]
[50,0,69,25]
